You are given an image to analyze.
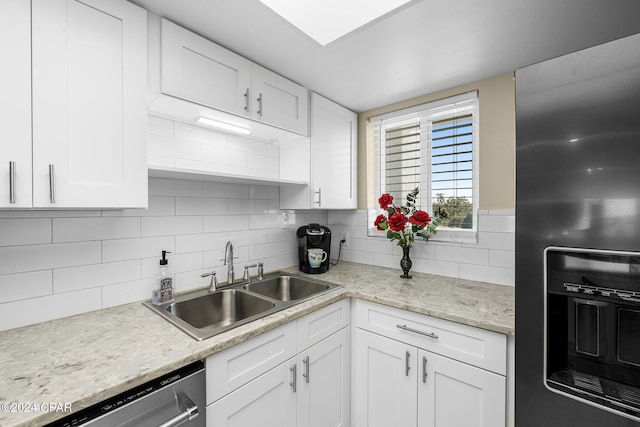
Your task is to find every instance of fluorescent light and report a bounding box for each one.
[196,117,251,135]
[259,0,413,46]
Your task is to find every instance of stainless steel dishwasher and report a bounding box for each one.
[46,361,205,427]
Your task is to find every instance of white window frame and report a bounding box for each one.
[368,91,479,244]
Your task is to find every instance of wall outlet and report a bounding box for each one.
[341,232,349,248]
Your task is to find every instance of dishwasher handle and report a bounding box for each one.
[157,392,199,427]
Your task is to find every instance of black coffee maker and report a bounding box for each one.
[297,223,331,274]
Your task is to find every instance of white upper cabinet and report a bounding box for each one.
[0,0,32,208]
[159,19,308,136]
[251,64,309,136]
[31,0,148,208]
[281,93,357,209]
[161,19,252,117]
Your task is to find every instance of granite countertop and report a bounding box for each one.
[0,262,514,427]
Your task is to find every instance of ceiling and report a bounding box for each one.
[130,0,640,113]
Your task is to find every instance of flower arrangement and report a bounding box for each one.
[373,187,444,248]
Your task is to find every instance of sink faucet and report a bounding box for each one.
[224,240,235,285]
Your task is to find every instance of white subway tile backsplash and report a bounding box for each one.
[229,199,268,215]
[0,242,101,275]
[0,218,51,247]
[204,215,248,232]
[149,178,203,197]
[102,278,156,309]
[249,213,282,230]
[53,261,141,293]
[489,249,515,269]
[203,182,249,199]
[436,246,488,265]
[0,288,102,331]
[459,263,514,286]
[479,214,515,233]
[0,271,52,303]
[141,252,203,279]
[175,232,227,254]
[102,236,175,263]
[103,196,176,217]
[176,197,228,216]
[141,216,203,237]
[53,217,140,243]
[248,185,279,200]
[327,210,515,286]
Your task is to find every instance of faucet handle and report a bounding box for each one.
[243,264,258,281]
[201,270,218,292]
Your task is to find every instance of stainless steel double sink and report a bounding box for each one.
[144,273,342,340]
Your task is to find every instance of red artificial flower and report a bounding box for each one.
[409,210,432,227]
[387,212,408,232]
[374,214,387,230]
[378,193,394,210]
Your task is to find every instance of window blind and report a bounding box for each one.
[430,113,474,228]
[384,120,421,205]
[372,91,478,234]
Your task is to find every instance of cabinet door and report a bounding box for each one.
[32,0,147,208]
[0,0,32,208]
[207,360,297,427]
[298,327,350,427]
[311,93,357,209]
[162,19,252,117]
[418,350,506,427]
[252,64,309,136]
[354,329,417,427]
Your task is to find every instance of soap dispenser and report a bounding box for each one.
[152,250,174,305]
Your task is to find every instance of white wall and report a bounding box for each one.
[328,209,514,286]
[0,178,327,331]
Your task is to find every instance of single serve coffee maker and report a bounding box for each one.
[297,224,331,274]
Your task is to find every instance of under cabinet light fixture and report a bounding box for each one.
[196,117,251,135]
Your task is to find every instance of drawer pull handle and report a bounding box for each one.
[290,363,297,392]
[396,324,439,340]
[49,164,56,204]
[303,356,310,383]
[9,161,16,203]
[405,350,411,376]
[243,88,250,112]
[423,356,428,383]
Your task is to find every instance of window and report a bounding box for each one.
[370,91,479,241]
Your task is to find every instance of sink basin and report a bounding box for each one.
[244,276,331,301]
[167,289,275,329]
[144,272,342,340]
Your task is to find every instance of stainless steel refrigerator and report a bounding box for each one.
[516,33,640,426]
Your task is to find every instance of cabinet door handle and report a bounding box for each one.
[257,93,263,116]
[422,356,428,383]
[290,363,297,392]
[49,164,56,204]
[314,188,321,206]
[396,324,439,340]
[302,356,310,383]
[243,88,250,112]
[9,161,15,204]
[405,350,411,377]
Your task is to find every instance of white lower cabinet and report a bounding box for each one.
[205,300,351,427]
[297,327,350,427]
[354,300,507,427]
[207,359,297,427]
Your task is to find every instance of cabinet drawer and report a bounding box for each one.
[355,300,506,375]
[297,299,350,352]
[206,321,296,404]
